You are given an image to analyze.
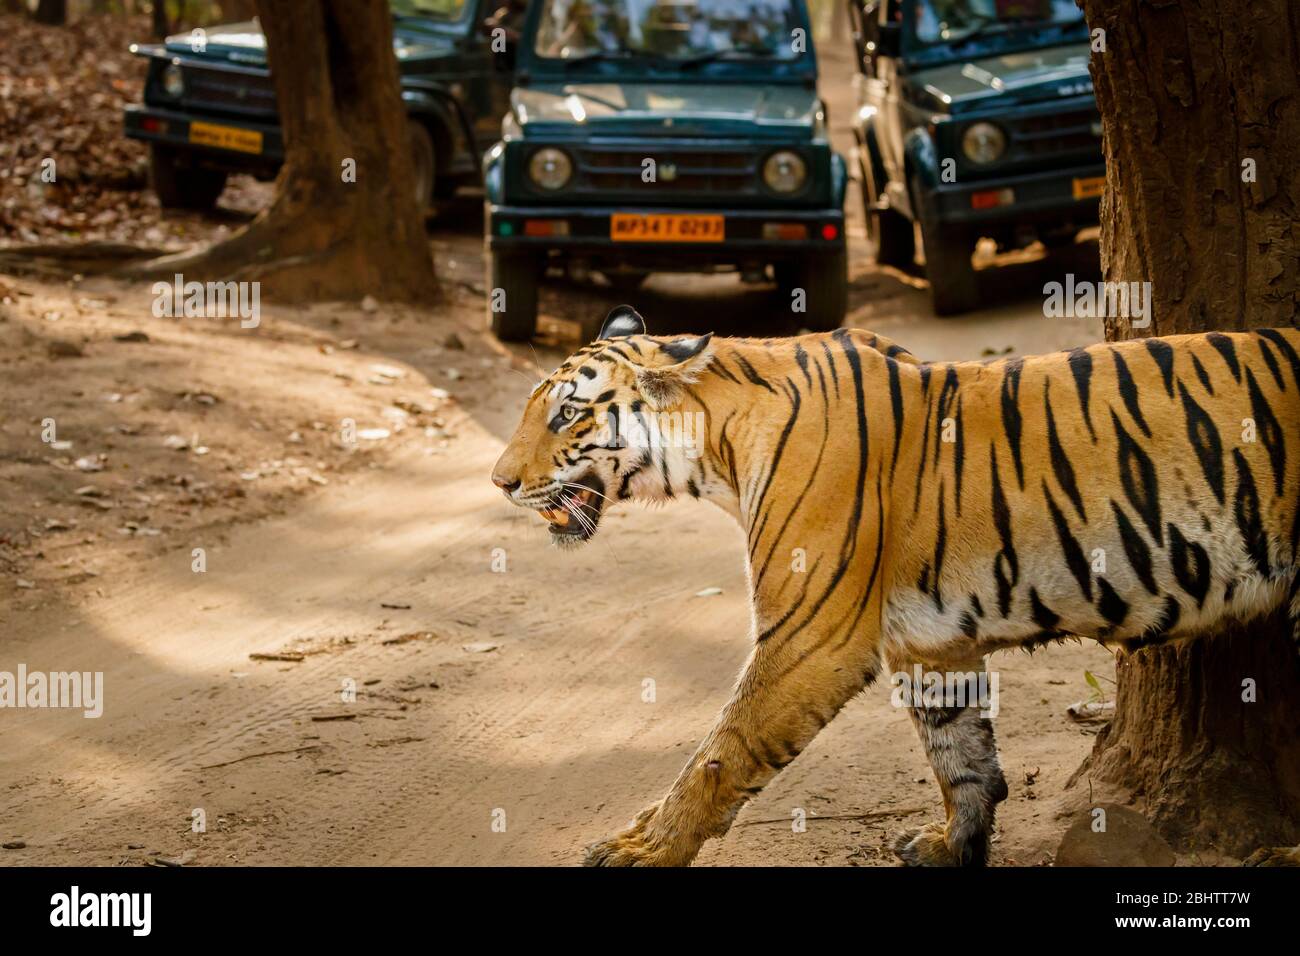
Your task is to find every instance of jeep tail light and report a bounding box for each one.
[821,224,839,241]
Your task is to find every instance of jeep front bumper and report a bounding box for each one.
[124,105,283,170]
[486,204,845,267]
[929,162,1106,227]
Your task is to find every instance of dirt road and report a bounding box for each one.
[1,18,1130,868]
[0,251,1121,869]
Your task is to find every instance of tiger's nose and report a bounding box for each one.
[492,472,521,495]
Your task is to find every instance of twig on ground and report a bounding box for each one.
[736,807,927,828]
[198,744,321,770]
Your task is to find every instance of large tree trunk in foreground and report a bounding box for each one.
[131,0,437,302]
[1071,0,1300,858]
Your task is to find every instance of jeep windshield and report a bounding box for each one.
[532,0,802,63]
[914,0,1084,46]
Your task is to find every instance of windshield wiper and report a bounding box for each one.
[559,46,659,66]
[678,44,779,68]
[949,14,1055,45]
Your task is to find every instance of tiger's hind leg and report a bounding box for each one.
[891,660,1008,867]
[1243,575,1300,867]
[1290,569,1300,646]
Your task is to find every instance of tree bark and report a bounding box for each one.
[33,0,66,25]
[151,0,168,38]
[130,0,438,302]
[221,0,258,21]
[1071,0,1300,858]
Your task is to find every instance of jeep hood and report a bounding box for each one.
[512,83,820,139]
[161,20,454,68]
[911,44,1093,114]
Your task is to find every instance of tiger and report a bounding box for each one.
[490,305,1300,867]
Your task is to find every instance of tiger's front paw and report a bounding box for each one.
[583,804,686,867]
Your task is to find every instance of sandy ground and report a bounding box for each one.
[0,242,1119,868]
[0,21,1130,867]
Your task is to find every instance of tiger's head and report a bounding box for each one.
[491,306,714,547]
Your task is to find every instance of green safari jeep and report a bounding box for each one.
[123,0,522,212]
[848,0,1104,314]
[483,0,849,341]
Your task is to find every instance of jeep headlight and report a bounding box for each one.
[763,150,807,193]
[162,63,185,98]
[961,122,1006,164]
[528,148,572,190]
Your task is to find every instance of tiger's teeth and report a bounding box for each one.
[537,485,598,530]
[539,506,570,527]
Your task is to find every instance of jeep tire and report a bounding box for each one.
[920,224,980,316]
[861,156,914,269]
[488,250,540,342]
[407,119,436,211]
[150,144,227,211]
[913,175,979,316]
[785,249,848,333]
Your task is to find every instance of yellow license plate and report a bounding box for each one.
[1072,175,1105,200]
[189,121,263,154]
[611,213,724,242]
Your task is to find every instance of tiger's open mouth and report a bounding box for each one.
[536,475,605,542]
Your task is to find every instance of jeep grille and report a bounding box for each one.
[1005,105,1101,162]
[176,65,277,118]
[574,145,758,199]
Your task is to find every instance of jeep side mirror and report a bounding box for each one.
[875,21,901,57]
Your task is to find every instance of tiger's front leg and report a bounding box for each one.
[584,625,882,866]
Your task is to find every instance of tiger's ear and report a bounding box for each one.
[631,333,714,409]
[598,305,646,340]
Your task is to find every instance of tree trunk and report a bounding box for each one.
[33,0,66,25]
[221,0,258,21]
[151,0,168,38]
[131,0,437,302]
[1071,0,1300,858]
